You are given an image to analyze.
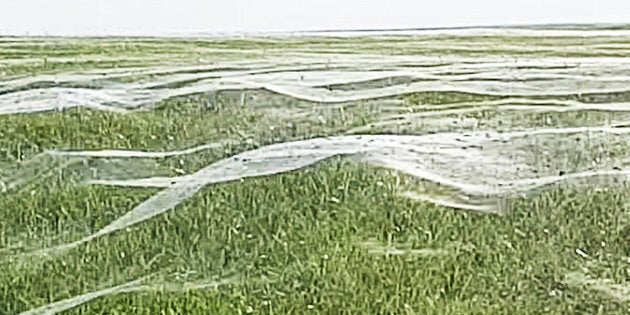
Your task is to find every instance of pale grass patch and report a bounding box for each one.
[564,271,630,302]
[359,239,449,257]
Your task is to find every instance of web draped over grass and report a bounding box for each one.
[1,30,629,314]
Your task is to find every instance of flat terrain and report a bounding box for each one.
[0,28,629,314]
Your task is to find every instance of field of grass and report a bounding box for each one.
[1,29,629,314]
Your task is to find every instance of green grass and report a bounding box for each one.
[3,34,630,77]
[2,157,628,314]
[1,36,629,314]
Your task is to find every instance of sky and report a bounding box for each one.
[0,0,629,36]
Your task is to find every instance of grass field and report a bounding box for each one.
[1,28,629,314]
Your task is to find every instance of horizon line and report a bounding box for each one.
[2,22,629,38]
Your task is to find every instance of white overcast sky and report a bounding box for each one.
[0,0,628,36]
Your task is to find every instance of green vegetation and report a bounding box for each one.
[0,36,629,314]
[3,34,630,77]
